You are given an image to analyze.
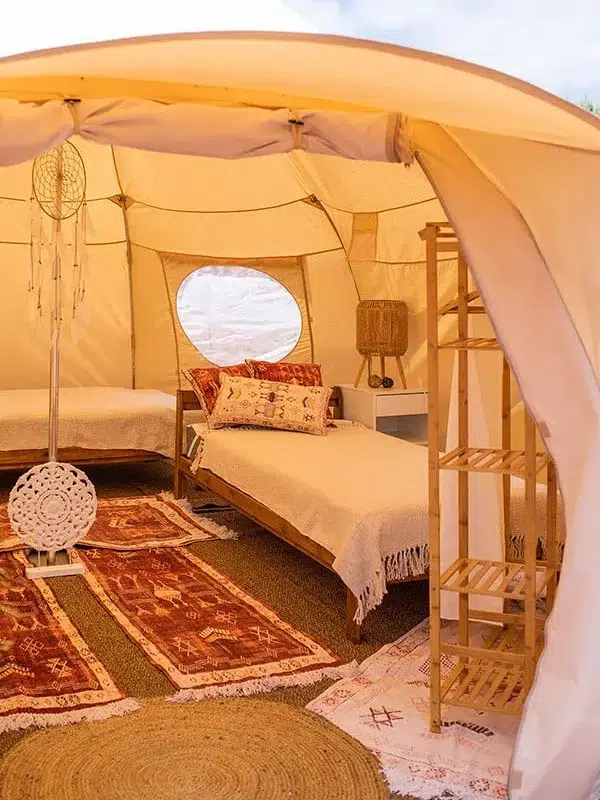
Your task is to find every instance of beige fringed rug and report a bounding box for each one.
[308,619,519,800]
[76,546,354,700]
[0,551,137,733]
[0,492,234,552]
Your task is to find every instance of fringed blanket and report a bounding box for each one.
[506,476,566,562]
[190,421,429,624]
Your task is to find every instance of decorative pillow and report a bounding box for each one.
[183,363,251,417]
[246,360,336,425]
[246,360,323,387]
[211,374,332,436]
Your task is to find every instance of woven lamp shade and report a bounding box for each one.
[356,300,408,357]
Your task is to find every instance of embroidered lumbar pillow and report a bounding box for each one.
[246,360,335,425]
[211,374,332,436]
[183,364,251,417]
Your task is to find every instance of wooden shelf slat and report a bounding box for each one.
[439,446,548,477]
[441,660,526,715]
[440,557,554,600]
[441,642,524,665]
[441,307,486,315]
[438,291,483,316]
[440,620,543,713]
[438,337,500,351]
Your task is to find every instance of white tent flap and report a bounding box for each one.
[415,118,600,800]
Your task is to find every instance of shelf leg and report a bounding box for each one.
[426,224,442,734]
[545,459,558,615]
[502,356,513,622]
[457,251,469,658]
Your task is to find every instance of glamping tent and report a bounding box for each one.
[0,31,599,800]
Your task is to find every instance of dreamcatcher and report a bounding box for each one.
[8,142,97,578]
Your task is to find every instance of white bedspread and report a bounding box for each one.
[193,421,430,623]
[0,387,184,458]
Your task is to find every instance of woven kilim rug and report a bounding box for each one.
[0,492,229,552]
[308,619,519,800]
[76,547,353,699]
[0,551,136,733]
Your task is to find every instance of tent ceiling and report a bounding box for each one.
[0,33,599,151]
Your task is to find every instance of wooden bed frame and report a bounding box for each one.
[0,448,165,472]
[173,386,426,643]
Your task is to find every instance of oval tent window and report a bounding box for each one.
[176,266,303,367]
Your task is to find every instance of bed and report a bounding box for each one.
[174,387,430,642]
[0,387,199,470]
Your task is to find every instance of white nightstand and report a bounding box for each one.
[339,385,428,444]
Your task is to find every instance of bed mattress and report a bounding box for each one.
[0,387,198,459]
[187,420,430,623]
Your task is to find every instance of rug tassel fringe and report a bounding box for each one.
[168,662,358,704]
[159,492,240,540]
[0,697,140,735]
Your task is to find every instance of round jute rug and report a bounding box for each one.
[0,699,388,800]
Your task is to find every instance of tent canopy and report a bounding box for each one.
[0,32,599,800]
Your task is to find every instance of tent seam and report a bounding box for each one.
[157,252,182,391]
[128,241,344,259]
[299,255,316,362]
[110,146,136,390]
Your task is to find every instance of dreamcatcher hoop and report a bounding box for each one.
[32,141,86,221]
[10,141,96,571]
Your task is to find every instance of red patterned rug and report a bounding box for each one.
[0,551,137,732]
[0,493,226,552]
[76,547,353,700]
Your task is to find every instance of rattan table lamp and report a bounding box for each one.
[354,300,408,389]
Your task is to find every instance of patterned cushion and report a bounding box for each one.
[211,375,332,436]
[246,360,323,387]
[247,360,335,424]
[183,363,251,417]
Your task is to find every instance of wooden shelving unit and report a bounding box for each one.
[421,221,560,732]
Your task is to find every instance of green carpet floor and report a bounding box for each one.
[0,461,429,799]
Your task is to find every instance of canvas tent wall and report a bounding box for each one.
[0,135,454,397]
[0,32,599,800]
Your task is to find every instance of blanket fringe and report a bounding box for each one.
[160,492,239,540]
[0,697,140,735]
[354,545,430,626]
[508,533,564,562]
[168,661,358,704]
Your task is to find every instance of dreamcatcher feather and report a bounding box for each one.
[10,142,96,577]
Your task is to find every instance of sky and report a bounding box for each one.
[1,0,599,104]
[287,0,600,103]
